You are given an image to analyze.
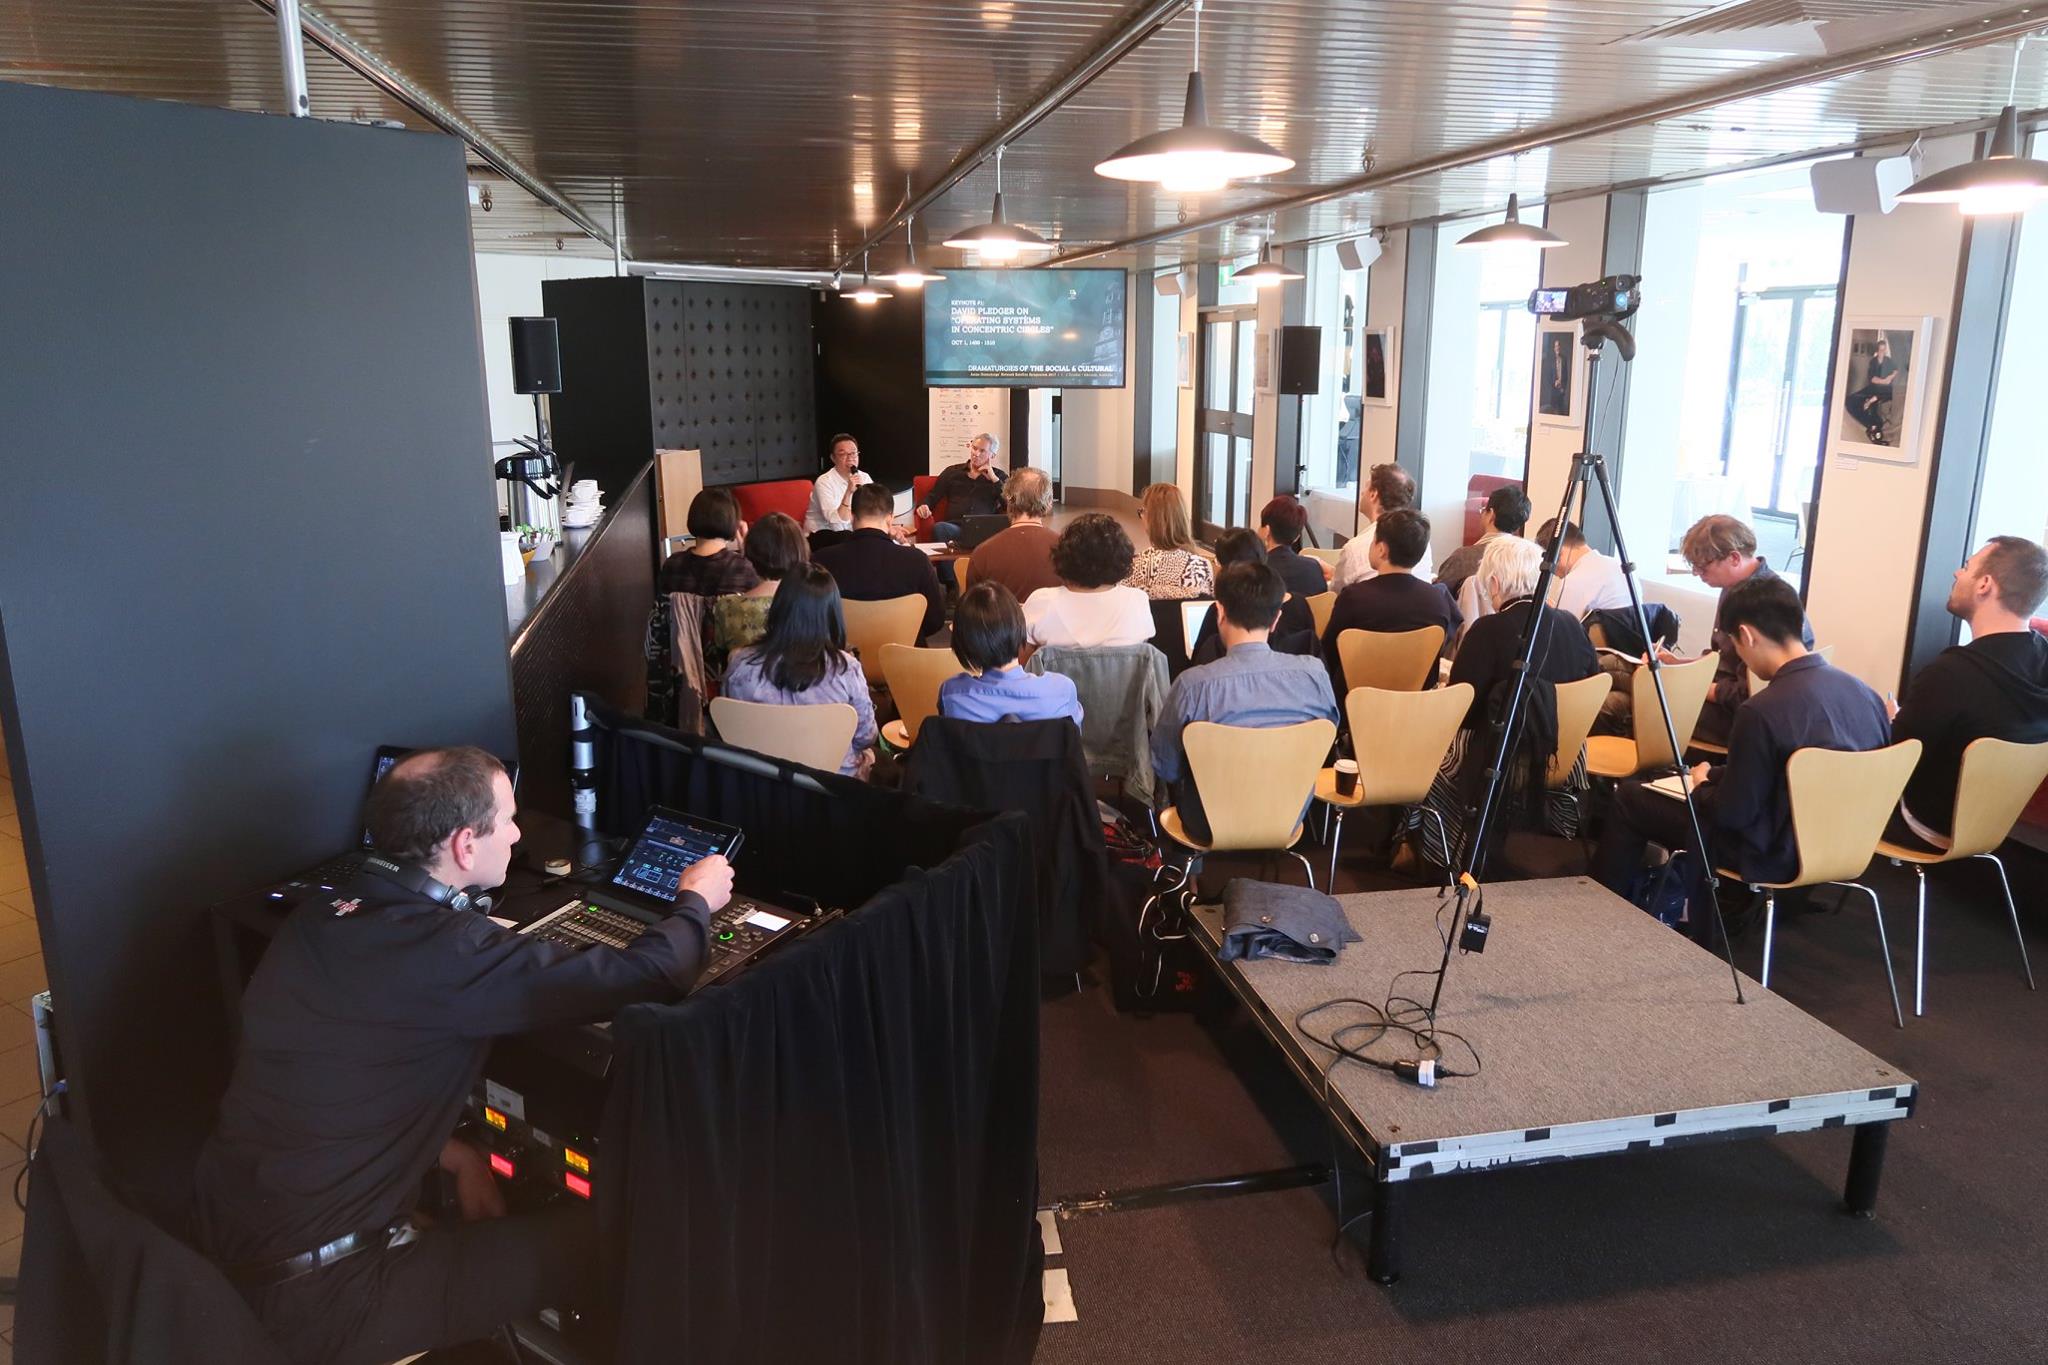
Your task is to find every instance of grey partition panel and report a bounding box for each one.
[0,84,515,1184]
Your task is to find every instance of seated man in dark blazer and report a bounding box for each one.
[1320,508,1461,695]
[812,483,945,642]
[1593,574,1891,943]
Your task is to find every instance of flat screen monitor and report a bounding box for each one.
[923,269,1127,388]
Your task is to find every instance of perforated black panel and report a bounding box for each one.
[643,280,817,485]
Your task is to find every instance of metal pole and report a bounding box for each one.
[613,185,624,276]
[274,0,310,118]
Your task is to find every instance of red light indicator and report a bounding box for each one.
[564,1171,592,1199]
[489,1152,516,1180]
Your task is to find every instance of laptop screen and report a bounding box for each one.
[611,807,744,905]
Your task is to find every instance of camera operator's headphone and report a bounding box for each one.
[360,853,492,915]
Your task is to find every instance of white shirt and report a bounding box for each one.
[804,468,873,533]
[1551,549,1632,618]
[1333,518,1434,592]
[1023,585,1156,649]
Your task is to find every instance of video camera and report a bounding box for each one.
[1527,274,1641,322]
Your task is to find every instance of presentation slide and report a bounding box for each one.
[924,269,1127,388]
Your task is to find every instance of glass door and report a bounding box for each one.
[1196,305,1257,534]
[1720,285,1836,513]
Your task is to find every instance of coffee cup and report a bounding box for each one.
[1334,758,1359,799]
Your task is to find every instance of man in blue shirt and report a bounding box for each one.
[938,581,1084,725]
[1152,561,1341,842]
[1594,574,1891,942]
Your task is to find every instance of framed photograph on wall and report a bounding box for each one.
[1255,329,1276,394]
[1534,323,1581,427]
[1830,316,1935,467]
[1176,332,1192,389]
[1361,325,1396,408]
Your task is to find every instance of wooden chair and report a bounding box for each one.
[1878,736,2048,1016]
[1304,591,1337,639]
[707,697,858,772]
[1302,546,1343,571]
[1749,642,1835,697]
[1161,718,1338,889]
[878,644,959,750]
[1546,672,1616,789]
[1315,684,1472,886]
[1336,625,1445,694]
[841,593,926,663]
[1586,655,1717,779]
[1586,621,1610,650]
[1717,739,1923,1029]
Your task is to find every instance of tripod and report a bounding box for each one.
[1419,319,1746,1025]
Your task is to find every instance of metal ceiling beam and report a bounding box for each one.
[1047,1,2048,266]
[246,0,615,251]
[831,0,1195,276]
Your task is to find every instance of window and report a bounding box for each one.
[1472,298,1536,472]
[1974,132,2048,560]
[1297,243,1367,498]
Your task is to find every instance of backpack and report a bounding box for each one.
[1629,851,1703,929]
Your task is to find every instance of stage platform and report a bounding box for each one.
[1188,877,1917,1283]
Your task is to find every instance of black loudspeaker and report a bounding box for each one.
[1278,325,1321,396]
[509,316,563,395]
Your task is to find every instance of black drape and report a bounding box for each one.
[904,716,1105,976]
[597,811,1043,1364]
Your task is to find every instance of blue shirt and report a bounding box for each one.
[1150,642,1340,787]
[938,666,1084,726]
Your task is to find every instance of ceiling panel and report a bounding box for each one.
[2,0,2043,269]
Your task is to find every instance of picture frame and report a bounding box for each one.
[1829,315,1935,467]
[1361,325,1396,408]
[1254,328,1276,394]
[1533,323,1581,428]
[1176,332,1192,390]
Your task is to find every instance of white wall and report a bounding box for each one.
[1419,226,1486,564]
[1615,183,1707,575]
[1524,197,1613,521]
[1361,229,1408,539]
[472,252,618,449]
[1176,287,1198,491]
[1802,135,1974,694]
[1057,277,1138,494]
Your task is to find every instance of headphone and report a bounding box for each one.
[360,853,492,915]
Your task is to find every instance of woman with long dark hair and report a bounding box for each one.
[721,564,878,777]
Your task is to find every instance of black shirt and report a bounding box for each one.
[1265,544,1328,603]
[929,461,1007,521]
[1449,598,1599,732]
[813,528,946,642]
[1320,573,1463,695]
[658,545,759,597]
[194,880,706,1264]
[1892,630,2048,836]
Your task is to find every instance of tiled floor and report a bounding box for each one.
[0,770,40,1353]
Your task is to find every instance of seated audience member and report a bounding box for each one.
[1888,536,2048,849]
[812,483,945,643]
[939,582,1084,725]
[1335,462,1434,590]
[965,466,1063,604]
[1417,535,1600,867]
[1320,508,1462,695]
[1151,562,1340,843]
[1257,495,1330,601]
[1539,517,1633,618]
[1189,529,1316,666]
[919,431,1008,540]
[1125,483,1216,600]
[1594,574,1890,936]
[658,487,759,596]
[1024,513,1155,649]
[1667,514,1812,746]
[804,432,873,534]
[708,511,806,675]
[721,566,879,777]
[1435,484,1530,597]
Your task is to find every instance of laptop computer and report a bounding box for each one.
[950,514,1010,551]
[273,745,521,896]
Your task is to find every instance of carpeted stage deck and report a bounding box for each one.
[1035,850,2048,1365]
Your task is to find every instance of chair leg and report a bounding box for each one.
[1977,852,2037,992]
[1843,881,1905,1030]
[1328,809,1346,890]
[1420,806,1454,895]
[1759,891,1777,988]
[1287,848,1317,892]
[1912,865,1928,1018]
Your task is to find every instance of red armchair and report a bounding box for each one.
[912,475,949,534]
[729,478,813,528]
[1463,474,1522,546]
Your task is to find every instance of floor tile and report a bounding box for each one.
[0,1235,22,1278]
[0,1094,47,1157]
[0,1011,32,1056]
[0,1045,41,1105]
[0,867,25,900]
[0,923,38,969]
[0,901,28,928]
[0,956,43,1007]
[0,813,17,837]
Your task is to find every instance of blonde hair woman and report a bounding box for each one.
[1123,483,1216,601]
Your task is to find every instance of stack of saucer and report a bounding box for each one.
[561,480,603,528]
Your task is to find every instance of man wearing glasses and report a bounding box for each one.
[1658,514,1812,747]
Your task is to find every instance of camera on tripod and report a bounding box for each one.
[1527,274,1641,322]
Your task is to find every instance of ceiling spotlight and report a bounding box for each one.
[886,209,946,289]
[1898,104,2048,214]
[1454,193,1566,249]
[942,145,1048,263]
[844,251,892,305]
[1235,239,1303,289]
[1094,0,1294,192]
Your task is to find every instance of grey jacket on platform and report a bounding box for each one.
[1219,878,1361,964]
[1025,642,1170,805]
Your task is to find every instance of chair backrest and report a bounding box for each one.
[1347,683,1474,806]
[1586,620,1610,650]
[1183,718,1338,850]
[1302,546,1343,569]
[1750,642,1834,696]
[880,644,959,743]
[841,593,926,662]
[1547,672,1616,787]
[1783,740,1923,887]
[1629,654,1717,770]
[708,697,858,771]
[1305,591,1337,639]
[1336,625,1444,693]
[1947,736,2048,858]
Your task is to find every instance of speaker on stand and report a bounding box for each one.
[500,317,565,540]
[1277,325,1322,502]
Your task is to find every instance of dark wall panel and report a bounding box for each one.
[0,84,516,1184]
[542,276,654,495]
[813,290,928,493]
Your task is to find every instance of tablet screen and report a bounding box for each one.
[612,808,742,904]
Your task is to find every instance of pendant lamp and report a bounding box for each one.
[1897,104,2048,214]
[845,251,892,305]
[1454,193,1566,249]
[1095,0,1294,193]
[886,209,946,289]
[1234,238,1304,288]
[942,145,1049,263]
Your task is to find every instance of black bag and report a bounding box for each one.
[1629,851,1702,929]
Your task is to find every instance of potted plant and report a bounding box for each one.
[515,523,556,563]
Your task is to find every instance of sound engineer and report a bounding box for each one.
[192,747,733,1365]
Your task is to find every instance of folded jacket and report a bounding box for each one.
[1218,878,1360,964]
